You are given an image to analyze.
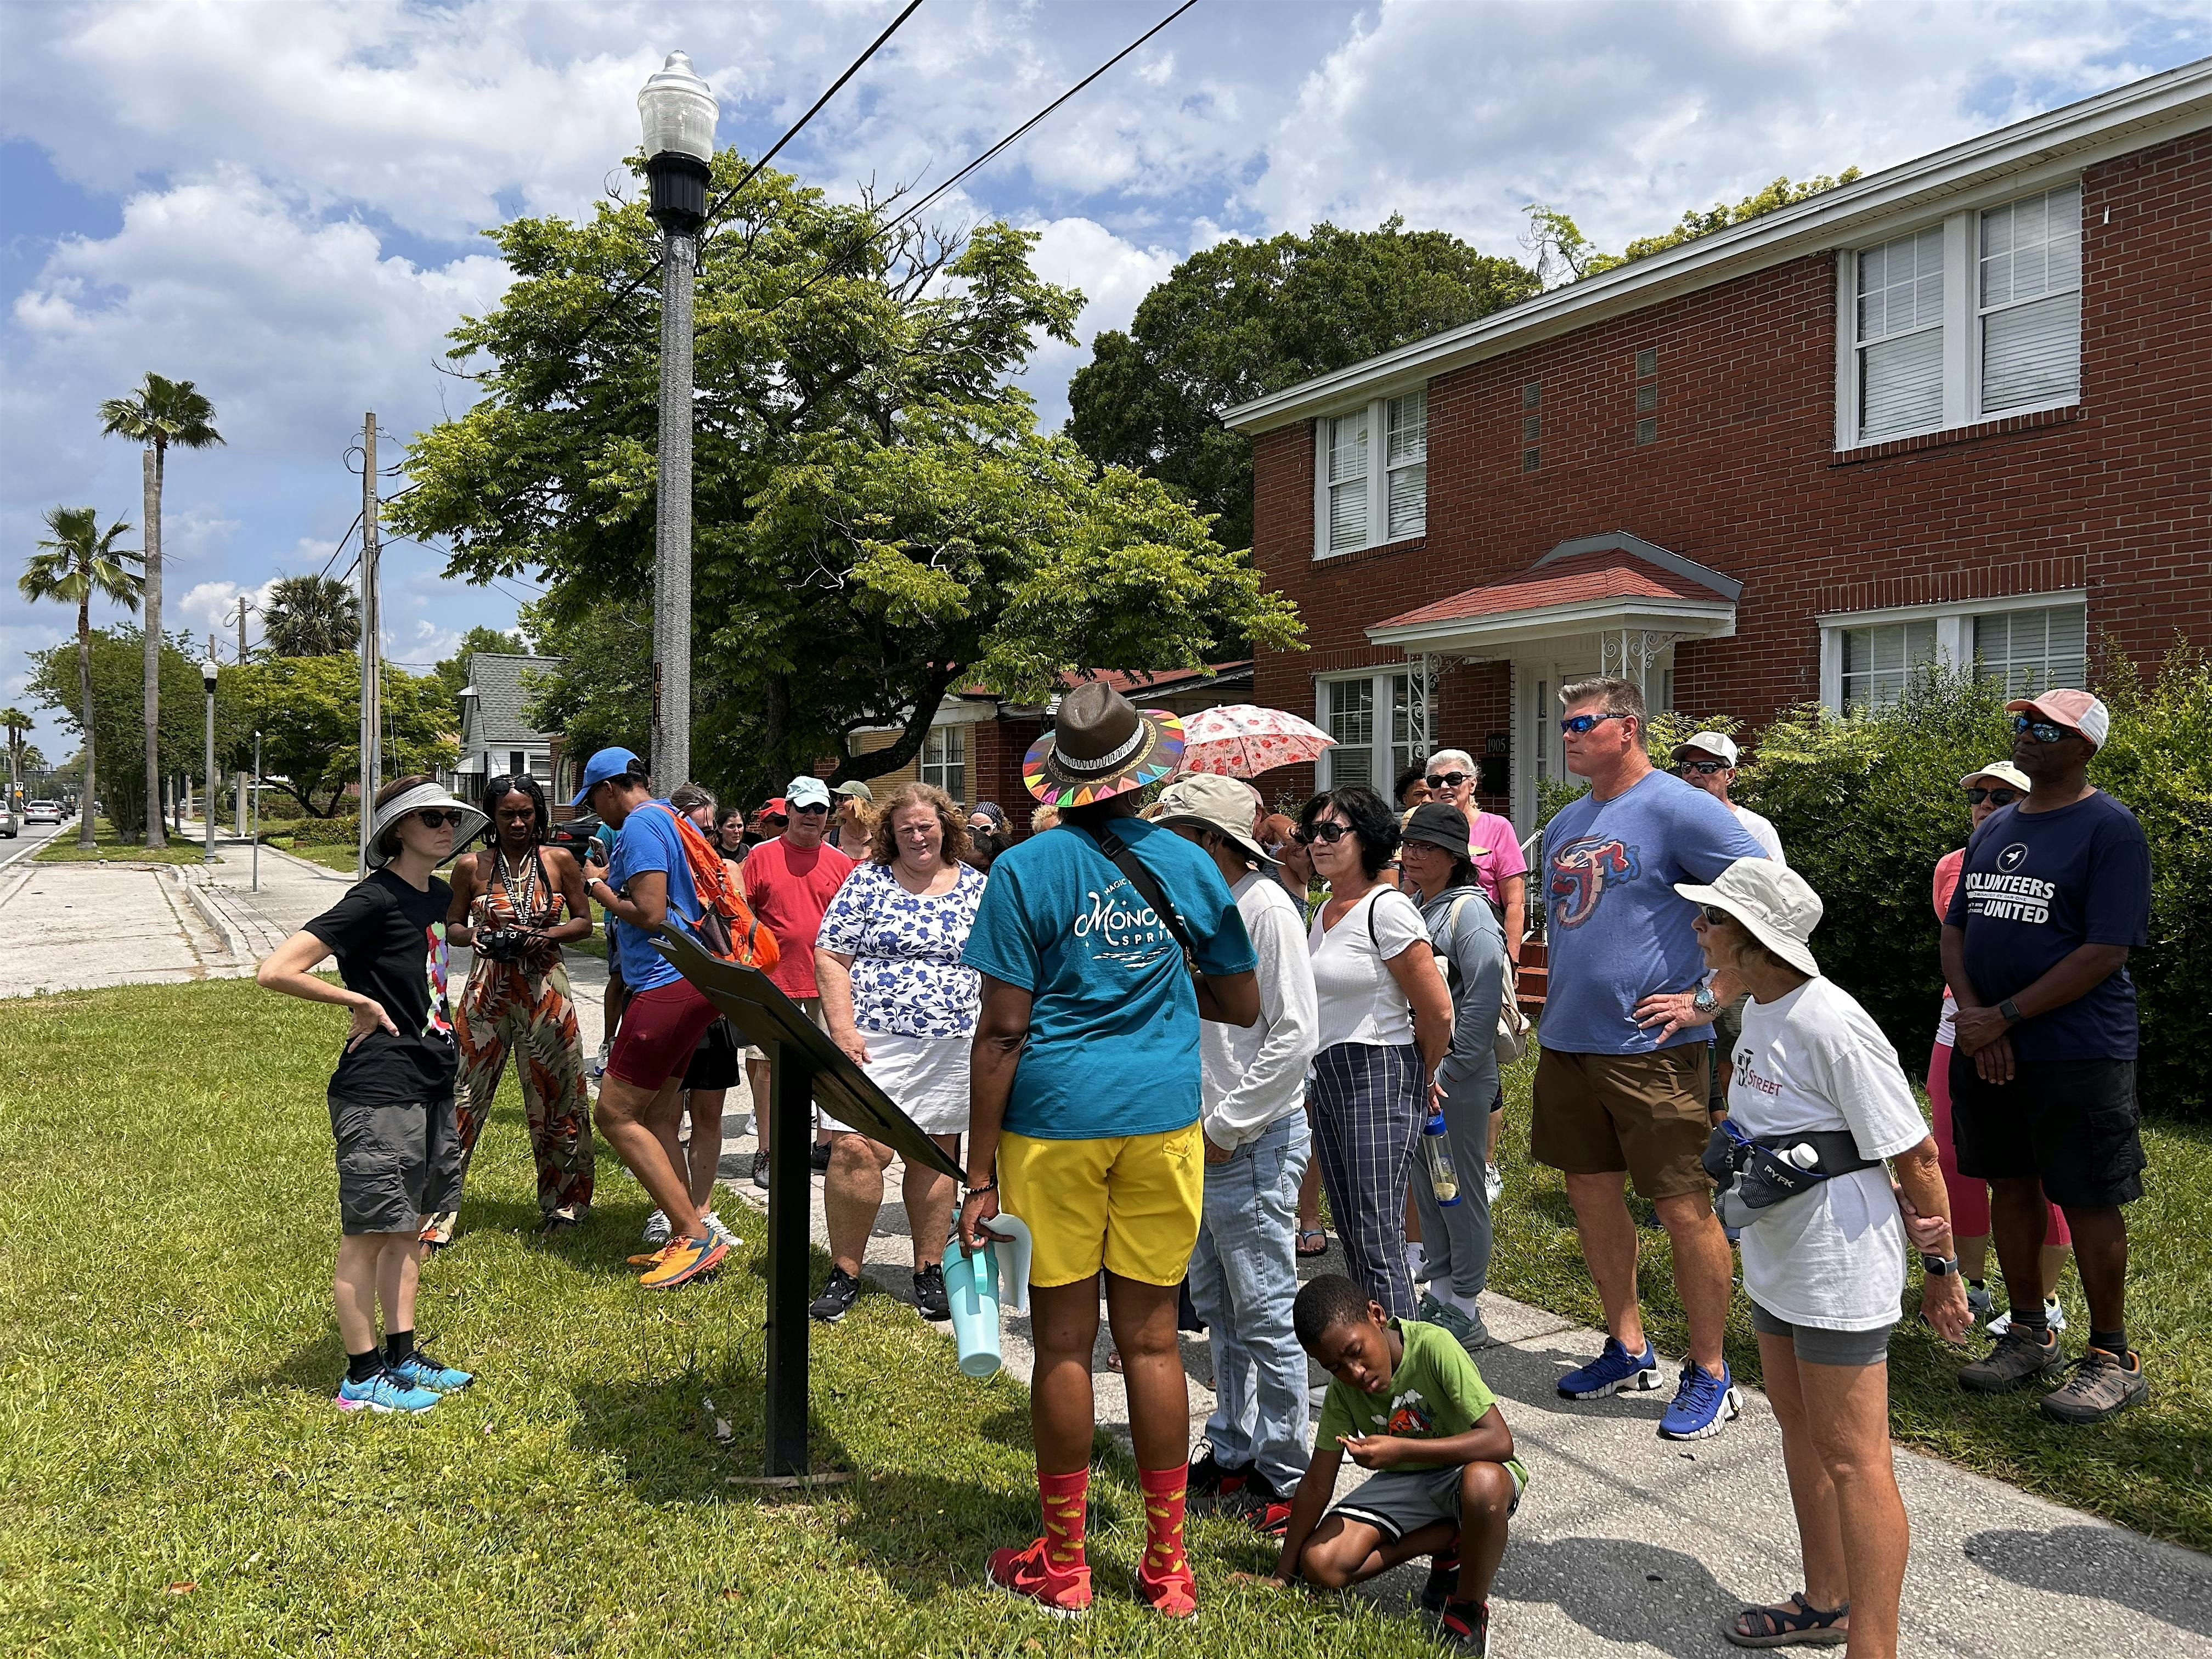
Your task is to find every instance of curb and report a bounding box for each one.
[173,867,248,961]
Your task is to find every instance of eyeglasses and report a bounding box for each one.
[791,802,830,815]
[1699,905,1736,928]
[1674,760,1727,776]
[415,810,466,828]
[1293,821,1354,845]
[2011,713,2075,744]
[1560,712,1629,736]
[1424,771,1470,791]
[1964,787,2021,806]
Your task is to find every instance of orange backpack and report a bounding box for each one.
[646,804,778,972]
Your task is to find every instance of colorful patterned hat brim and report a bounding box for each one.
[1023,710,1187,808]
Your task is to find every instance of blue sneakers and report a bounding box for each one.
[336,1369,441,1414]
[1658,1359,1743,1440]
[388,1350,475,1393]
[1557,1336,1661,1400]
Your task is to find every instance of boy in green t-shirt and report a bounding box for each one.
[1266,1274,1527,1654]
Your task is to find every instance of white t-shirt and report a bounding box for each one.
[1731,802,1787,865]
[1728,977,1929,1330]
[1201,873,1320,1148]
[1307,885,1429,1050]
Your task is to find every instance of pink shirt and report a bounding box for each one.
[1468,810,1527,909]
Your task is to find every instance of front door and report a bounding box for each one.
[1514,654,1597,830]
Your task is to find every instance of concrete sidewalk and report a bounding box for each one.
[684,1113,2208,1659]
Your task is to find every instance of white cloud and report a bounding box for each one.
[177,577,281,648]
[1014,214,1183,428]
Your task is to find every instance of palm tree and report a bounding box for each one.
[0,706,30,810]
[20,508,143,848]
[262,573,362,657]
[98,373,223,848]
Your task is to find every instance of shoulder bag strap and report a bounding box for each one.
[1080,826,1199,958]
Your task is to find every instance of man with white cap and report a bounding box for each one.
[741,774,856,1182]
[1943,689,2152,1423]
[257,774,487,1412]
[1156,772,1320,1537]
[1669,731,1784,865]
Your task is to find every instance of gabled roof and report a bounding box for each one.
[1223,58,2212,435]
[1367,535,1737,653]
[462,652,561,748]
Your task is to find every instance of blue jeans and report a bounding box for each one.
[1187,1113,1313,1494]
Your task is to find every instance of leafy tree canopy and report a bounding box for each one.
[223,656,457,817]
[1065,218,1540,551]
[389,154,1300,810]
[435,625,528,697]
[26,628,233,838]
[263,573,361,658]
[1523,170,1862,285]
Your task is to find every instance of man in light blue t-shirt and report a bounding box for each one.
[1534,678,1764,1443]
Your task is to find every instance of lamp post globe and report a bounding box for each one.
[638,50,716,234]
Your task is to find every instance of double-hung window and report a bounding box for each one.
[919,725,966,805]
[1317,668,1428,789]
[1819,593,2087,711]
[1840,182,2081,447]
[1316,388,1426,555]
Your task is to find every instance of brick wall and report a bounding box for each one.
[1251,128,2212,807]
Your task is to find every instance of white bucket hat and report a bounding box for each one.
[1673,857,1823,977]
[365,780,486,870]
[1959,760,2031,793]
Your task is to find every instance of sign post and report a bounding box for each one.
[651,927,964,1479]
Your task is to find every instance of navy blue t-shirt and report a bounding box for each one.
[1944,790,2150,1060]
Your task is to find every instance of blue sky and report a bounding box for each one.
[3,0,2205,765]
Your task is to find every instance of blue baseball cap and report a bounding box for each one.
[571,746,645,806]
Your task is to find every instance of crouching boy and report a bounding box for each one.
[1268,1273,1526,1654]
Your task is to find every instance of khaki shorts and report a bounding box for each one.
[1531,1045,1712,1201]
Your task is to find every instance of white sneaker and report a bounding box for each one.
[1484,1163,1504,1206]
[588,1040,610,1081]
[1986,1295,2067,1337]
[1406,1241,1431,1283]
[704,1210,738,1248]
[641,1209,672,1245]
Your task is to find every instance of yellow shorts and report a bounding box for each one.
[998,1124,1204,1289]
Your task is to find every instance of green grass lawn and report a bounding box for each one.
[31,817,208,866]
[0,981,1439,1657]
[255,836,362,873]
[1486,1045,2211,1550]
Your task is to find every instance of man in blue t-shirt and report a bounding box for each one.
[1942,689,2151,1424]
[571,748,725,1291]
[957,685,1259,1620]
[1533,677,1764,1442]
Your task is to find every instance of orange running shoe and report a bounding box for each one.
[638,1234,727,1289]
[1134,1549,1197,1620]
[984,1537,1091,1617]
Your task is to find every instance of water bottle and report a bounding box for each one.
[1422,1112,1462,1206]
[1784,1143,1820,1170]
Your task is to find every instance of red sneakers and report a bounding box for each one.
[1134,1549,1197,1620]
[984,1537,1091,1617]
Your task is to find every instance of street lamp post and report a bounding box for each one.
[251,728,262,893]
[200,657,219,865]
[637,49,717,791]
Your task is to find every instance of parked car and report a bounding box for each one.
[1,802,17,838]
[25,800,63,826]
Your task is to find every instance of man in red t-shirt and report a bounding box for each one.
[741,774,856,1183]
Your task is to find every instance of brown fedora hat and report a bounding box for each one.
[1022,682,1186,808]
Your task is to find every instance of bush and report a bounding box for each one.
[1739,646,2211,1120]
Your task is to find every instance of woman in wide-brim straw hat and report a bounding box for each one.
[1669,857,1969,1654]
[958,681,1260,1619]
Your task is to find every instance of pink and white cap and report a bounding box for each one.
[2006,688,2109,751]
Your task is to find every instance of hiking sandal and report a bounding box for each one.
[1724,1593,1849,1647]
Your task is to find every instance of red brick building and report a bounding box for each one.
[1228,63,2211,832]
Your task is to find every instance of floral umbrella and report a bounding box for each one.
[1175,704,1336,778]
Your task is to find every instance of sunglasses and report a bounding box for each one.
[1700,905,1737,928]
[1424,771,1470,791]
[2011,713,2076,744]
[760,813,788,827]
[791,802,830,815]
[1293,821,1355,845]
[1674,759,1728,776]
[1964,787,2021,806]
[415,810,466,828]
[1560,711,1629,736]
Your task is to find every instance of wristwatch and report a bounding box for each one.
[1920,1253,1961,1277]
[1691,983,1719,1016]
[1997,998,2023,1024]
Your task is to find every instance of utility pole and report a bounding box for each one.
[228,596,256,834]
[357,413,383,877]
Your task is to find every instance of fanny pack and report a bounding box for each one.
[1702,1118,1878,1229]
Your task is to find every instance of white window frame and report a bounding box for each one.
[1313,387,1427,557]
[1314,667,1429,791]
[919,724,966,804]
[1835,178,2083,450]
[1816,590,2087,712]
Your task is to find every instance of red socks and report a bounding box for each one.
[1138,1463,1190,1574]
[1038,1468,1089,1570]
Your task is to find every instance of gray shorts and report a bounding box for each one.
[1749,1300,1894,1367]
[1328,1459,1526,1542]
[329,1094,462,1235]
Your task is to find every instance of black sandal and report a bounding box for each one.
[1725,1593,1849,1647]
[1296,1229,1329,1259]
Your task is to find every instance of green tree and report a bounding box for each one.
[224,656,458,817]
[1523,171,1862,286]
[262,573,360,658]
[24,625,234,839]
[98,373,224,850]
[1066,218,1540,552]
[390,154,1301,811]
[19,508,143,847]
[514,595,650,766]
[434,625,527,697]
[1,706,30,802]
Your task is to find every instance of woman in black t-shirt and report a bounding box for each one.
[257,775,486,1414]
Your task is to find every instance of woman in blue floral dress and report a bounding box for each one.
[810,782,989,1324]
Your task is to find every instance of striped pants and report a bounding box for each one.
[1310,1040,1424,1319]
